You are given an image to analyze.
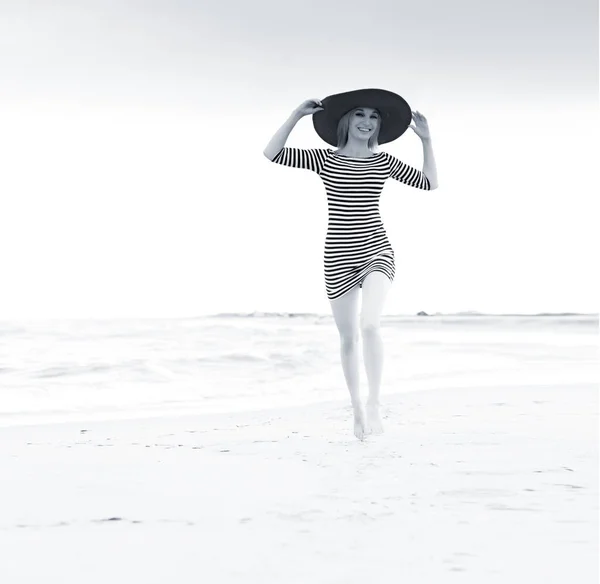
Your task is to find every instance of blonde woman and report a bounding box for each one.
[264,88,438,440]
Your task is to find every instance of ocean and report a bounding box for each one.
[0,314,597,427]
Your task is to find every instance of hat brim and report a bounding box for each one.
[312,88,412,146]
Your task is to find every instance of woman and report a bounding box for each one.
[263,88,438,441]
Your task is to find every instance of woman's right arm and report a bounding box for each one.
[263,99,324,160]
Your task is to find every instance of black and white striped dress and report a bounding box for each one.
[271,148,431,300]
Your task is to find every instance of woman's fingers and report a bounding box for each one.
[411,110,428,124]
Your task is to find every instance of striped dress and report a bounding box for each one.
[271,147,431,300]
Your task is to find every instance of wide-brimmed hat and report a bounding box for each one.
[312,88,412,146]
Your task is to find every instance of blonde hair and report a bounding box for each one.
[336,107,382,150]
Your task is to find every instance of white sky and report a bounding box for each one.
[0,0,598,318]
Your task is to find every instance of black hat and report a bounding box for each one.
[312,88,412,146]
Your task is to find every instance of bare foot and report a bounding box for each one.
[366,402,384,435]
[353,406,367,441]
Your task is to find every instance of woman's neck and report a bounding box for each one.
[335,137,377,157]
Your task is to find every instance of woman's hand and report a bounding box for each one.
[293,98,325,118]
[409,110,431,140]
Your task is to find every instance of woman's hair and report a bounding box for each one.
[336,108,382,150]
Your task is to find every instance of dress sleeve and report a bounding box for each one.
[271,147,329,175]
[385,152,431,190]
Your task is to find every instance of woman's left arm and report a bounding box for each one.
[410,111,438,190]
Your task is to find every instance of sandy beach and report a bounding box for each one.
[2,378,597,583]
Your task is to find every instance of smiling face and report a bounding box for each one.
[336,106,382,150]
[347,107,381,142]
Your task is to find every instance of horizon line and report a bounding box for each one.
[0,311,597,322]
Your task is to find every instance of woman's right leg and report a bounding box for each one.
[329,283,366,439]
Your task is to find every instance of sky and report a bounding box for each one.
[0,0,598,318]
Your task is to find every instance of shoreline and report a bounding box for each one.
[1,379,596,430]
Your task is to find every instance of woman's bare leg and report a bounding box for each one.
[329,283,366,440]
[360,271,392,434]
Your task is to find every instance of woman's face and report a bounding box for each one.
[347,107,380,142]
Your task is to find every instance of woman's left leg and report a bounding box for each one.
[360,271,392,433]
